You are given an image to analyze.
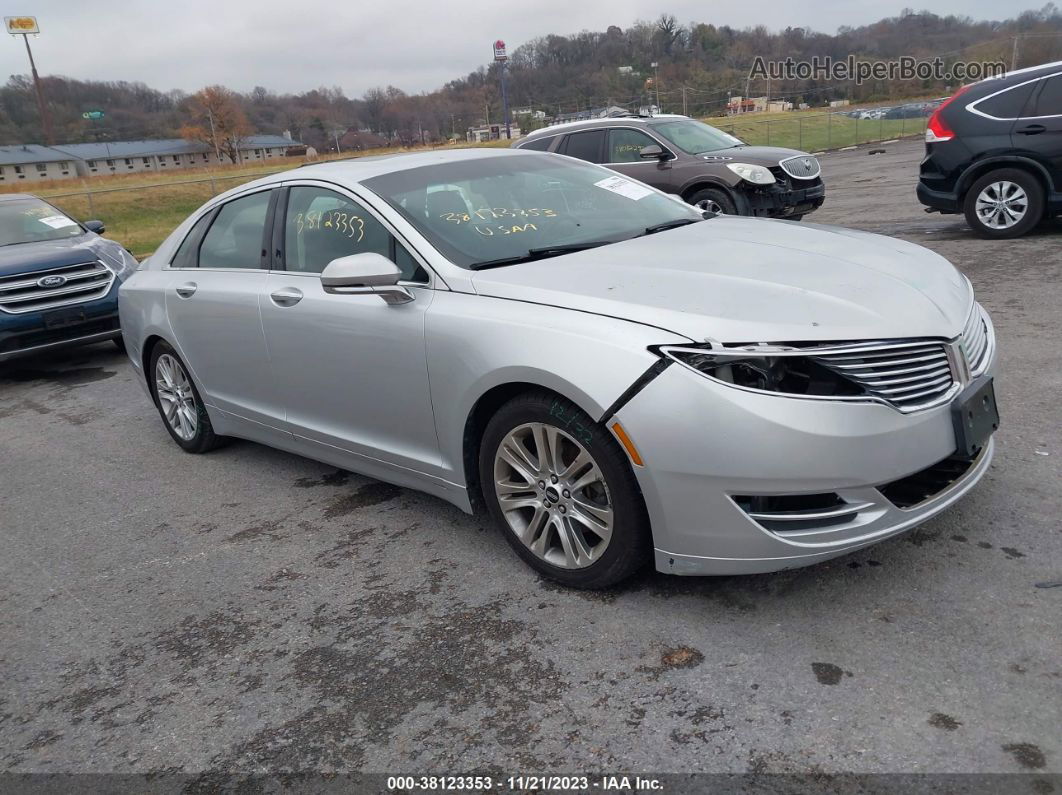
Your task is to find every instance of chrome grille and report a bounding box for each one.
[779,155,821,180]
[0,261,114,314]
[959,306,989,376]
[811,341,956,412]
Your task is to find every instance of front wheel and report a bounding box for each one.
[148,341,225,454]
[963,169,1043,239]
[479,391,651,589]
[687,187,738,216]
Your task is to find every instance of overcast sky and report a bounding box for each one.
[0,1,1038,98]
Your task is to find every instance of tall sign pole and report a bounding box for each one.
[493,40,511,139]
[6,17,54,145]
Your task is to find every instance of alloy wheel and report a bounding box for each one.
[975,180,1028,230]
[695,198,724,214]
[155,353,198,441]
[492,422,614,570]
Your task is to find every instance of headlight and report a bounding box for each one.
[725,163,776,185]
[659,346,863,397]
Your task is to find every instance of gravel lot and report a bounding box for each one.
[1,138,1059,781]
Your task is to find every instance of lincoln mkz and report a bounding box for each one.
[119,149,998,588]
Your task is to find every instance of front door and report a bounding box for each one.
[164,188,284,432]
[259,184,442,477]
[605,128,675,192]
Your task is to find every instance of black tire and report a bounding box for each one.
[478,390,651,589]
[147,341,225,454]
[687,187,738,216]
[963,168,1044,239]
[787,214,804,222]
[112,336,126,353]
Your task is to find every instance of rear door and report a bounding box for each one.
[164,188,284,433]
[1015,73,1062,185]
[605,127,675,192]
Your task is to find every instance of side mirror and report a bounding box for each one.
[320,253,414,305]
[83,220,105,234]
[639,144,668,160]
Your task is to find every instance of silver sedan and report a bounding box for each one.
[119,149,999,588]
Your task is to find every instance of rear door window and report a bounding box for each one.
[198,190,272,269]
[561,130,606,163]
[1031,75,1062,117]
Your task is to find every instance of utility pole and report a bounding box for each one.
[1011,36,1020,71]
[7,18,54,144]
[651,62,660,112]
[681,85,688,116]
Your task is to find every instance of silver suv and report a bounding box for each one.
[514,114,826,220]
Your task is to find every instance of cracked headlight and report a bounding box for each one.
[659,346,863,397]
[726,163,776,185]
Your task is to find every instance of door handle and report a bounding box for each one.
[175,282,197,298]
[1017,124,1046,135]
[270,287,303,307]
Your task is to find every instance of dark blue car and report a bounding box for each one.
[0,194,138,363]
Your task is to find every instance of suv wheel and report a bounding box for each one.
[149,341,225,453]
[479,391,651,589]
[687,187,737,215]
[964,169,1043,239]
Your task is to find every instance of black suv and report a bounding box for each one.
[918,60,1062,238]
[514,115,825,220]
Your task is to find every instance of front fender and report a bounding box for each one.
[425,290,689,486]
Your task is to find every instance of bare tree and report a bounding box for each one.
[180,86,252,164]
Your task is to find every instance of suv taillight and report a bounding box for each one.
[925,84,973,143]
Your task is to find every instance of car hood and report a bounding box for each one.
[698,145,810,165]
[470,217,973,343]
[0,234,121,277]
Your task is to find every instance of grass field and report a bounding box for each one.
[6,110,923,258]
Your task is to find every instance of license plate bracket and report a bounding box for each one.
[951,377,999,458]
[42,307,86,330]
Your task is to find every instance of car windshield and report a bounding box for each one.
[650,119,745,154]
[0,198,84,246]
[362,154,702,269]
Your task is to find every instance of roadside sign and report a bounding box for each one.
[82,110,105,120]
[5,16,39,34]
[493,40,507,61]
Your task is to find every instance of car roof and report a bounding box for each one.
[0,193,39,202]
[522,114,691,140]
[209,147,552,202]
[983,59,1062,84]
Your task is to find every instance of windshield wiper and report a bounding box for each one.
[469,241,613,271]
[643,218,702,236]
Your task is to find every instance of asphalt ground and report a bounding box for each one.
[1,137,1059,784]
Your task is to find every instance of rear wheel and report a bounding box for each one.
[687,187,738,216]
[963,168,1043,239]
[479,391,651,589]
[148,341,224,454]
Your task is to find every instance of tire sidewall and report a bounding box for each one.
[963,169,1043,239]
[148,341,214,453]
[478,392,650,588]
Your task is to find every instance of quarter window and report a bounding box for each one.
[519,135,555,152]
[561,130,606,163]
[198,190,272,269]
[975,81,1037,119]
[1032,75,1062,117]
[282,186,426,281]
[607,129,658,163]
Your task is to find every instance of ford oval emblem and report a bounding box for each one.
[38,274,67,288]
